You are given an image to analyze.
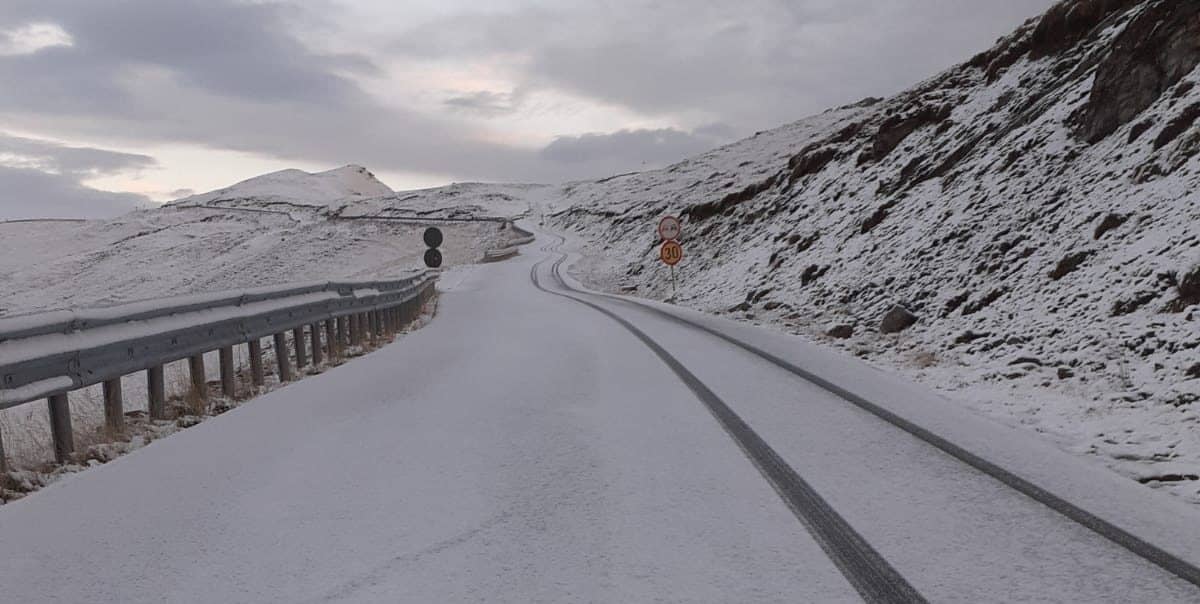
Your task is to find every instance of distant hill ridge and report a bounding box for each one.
[169,164,394,208]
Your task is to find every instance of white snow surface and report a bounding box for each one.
[2,234,1200,602]
[535,4,1200,502]
[171,165,393,209]
[0,207,512,316]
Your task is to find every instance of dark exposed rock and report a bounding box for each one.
[861,198,901,234]
[1077,1,1200,143]
[1153,102,1200,150]
[1049,250,1095,280]
[955,330,991,345]
[1187,363,1200,379]
[1166,263,1200,312]
[801,264,830,286]
[794,232,820,253]
[1029,0,1139,59]
[943,292,971,317]
[962,289,1008,316]
[685,174,778,222]
[1127,119,1154,143]
[1111,290,1159,316]
[787,146,838,185]
[1093,212,1127,239]
[865,105,953,163]
[827,324,855,339]
[1057,366,1076,380]
[880,304,918,334]
[1009,356,1044,366]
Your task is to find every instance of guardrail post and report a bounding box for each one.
[310,323,324,365]
[219,346,236,398]
[358,312,368,343]
[188,354,208,400]
[324,320,338,359]
[348,315,358,347]
[103,378,125,437]
[0,424,8,473]
[47,393,73,463]
[369,311,379,345]
[248,339,265,388]
[148,365,166,420]
[273,333,293,382]
[293,327,308,369]
[337,317,349,351]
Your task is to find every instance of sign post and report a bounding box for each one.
[658,216,683,301]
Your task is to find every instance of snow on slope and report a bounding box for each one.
[0,160,542,317]
[337,182,545,220]
[544,0,1200,501]
[0,208,508,316]
[170,164,394,210]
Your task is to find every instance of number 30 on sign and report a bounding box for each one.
[660,240,683,266]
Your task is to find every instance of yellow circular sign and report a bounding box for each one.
[660,240,683,266]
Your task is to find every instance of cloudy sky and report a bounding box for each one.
[0,0,1055,220]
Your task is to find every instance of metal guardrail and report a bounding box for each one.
[0,273,437,468]
[482,223,535,261]
[334,214,510,224]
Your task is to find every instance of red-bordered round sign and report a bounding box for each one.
[660,240,683,266]
[658,216,682,241]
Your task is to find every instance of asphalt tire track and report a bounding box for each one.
[537,233,1200,590]
[530,243,927,604]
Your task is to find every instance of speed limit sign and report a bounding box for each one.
[658,216,682,241]
[660,240,683,266]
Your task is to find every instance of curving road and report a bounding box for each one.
[1,230,1199,603]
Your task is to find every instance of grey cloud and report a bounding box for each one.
[0,166,150,220]
[0,0,374,114]
[0,134,155,220]
[444,90,521,117]
[0,133,155,177]
[392,0,1056,134]
[0,0,1057,193]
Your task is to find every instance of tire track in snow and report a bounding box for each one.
[537,233,1200,591]
[530,241,927,604]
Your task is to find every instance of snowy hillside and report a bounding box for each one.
[0,209,508,317]
[0,166,530,316]
[546,0,1200,500]
[170,165,394,210]
[337,182,545,220]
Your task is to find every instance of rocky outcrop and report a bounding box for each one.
[862,105,952,163]
[1076,1,1200,143]
[880,305,919,334]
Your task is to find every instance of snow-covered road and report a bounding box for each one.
[2,231,1199,603]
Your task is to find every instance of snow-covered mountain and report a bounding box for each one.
[543,0,1200,500]
[0,164,527,316]
[170,165,394,210]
